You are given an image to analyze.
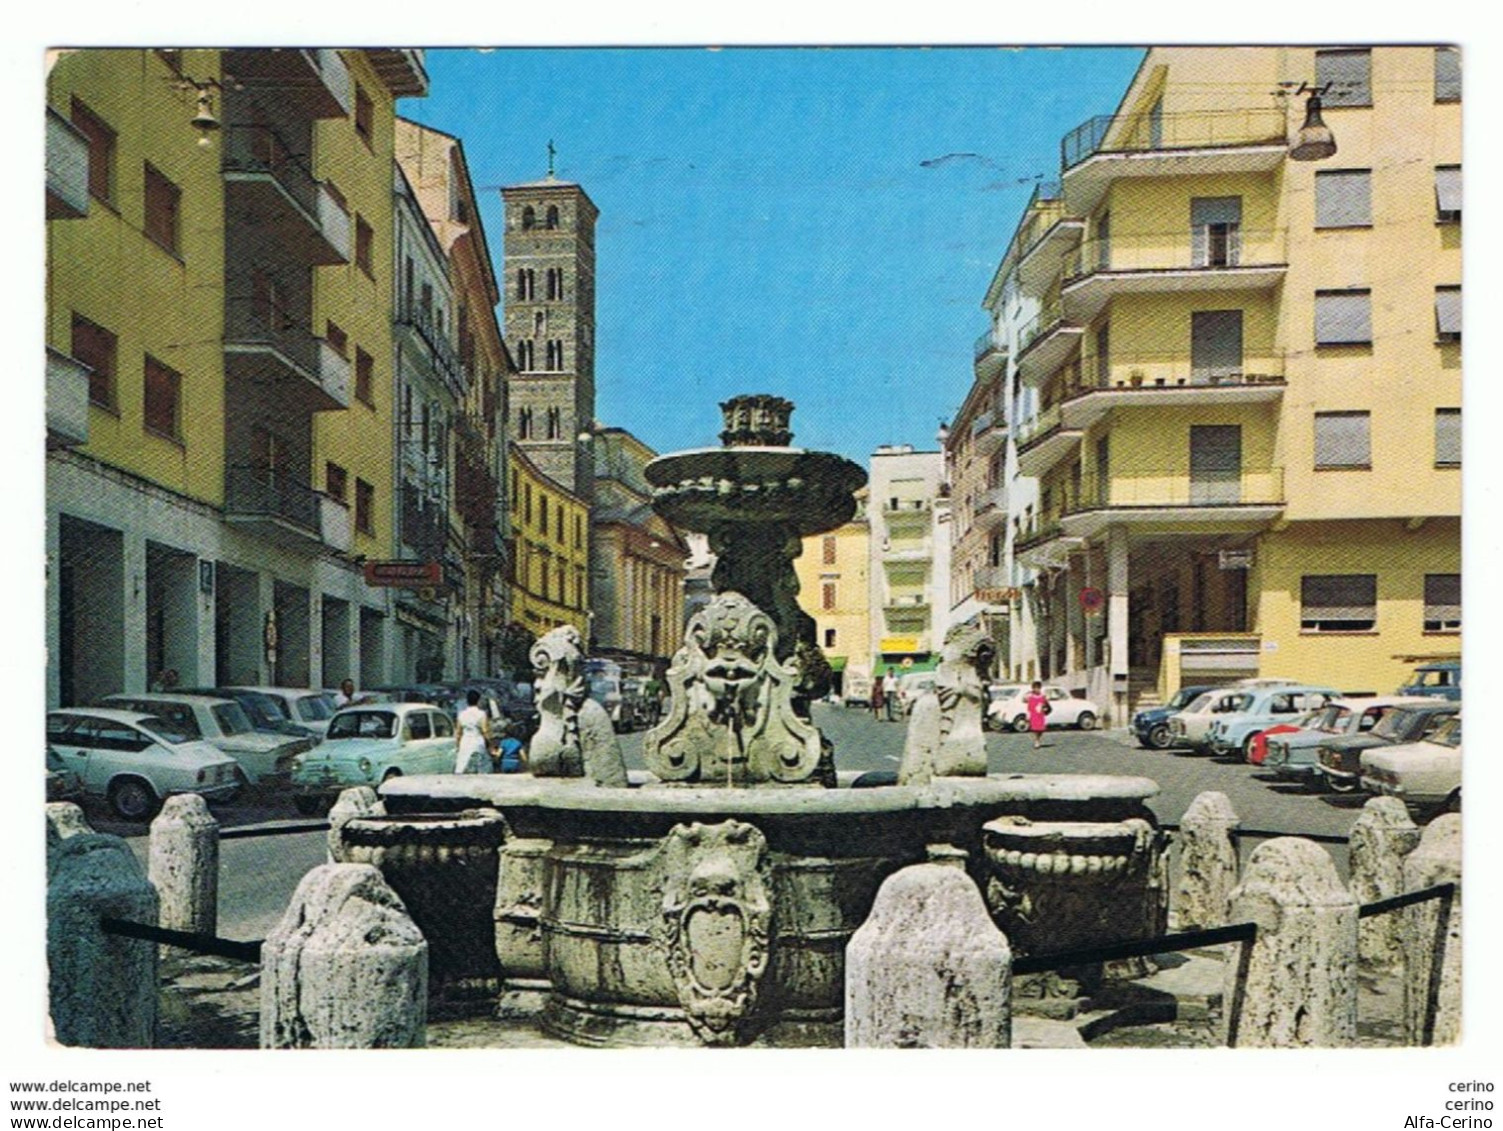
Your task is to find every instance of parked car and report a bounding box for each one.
[1167,690,1249,751]
[1396,660,1460,702]
[988,685,1100,732]
[46,745,84,802]
[181,685,320,743]
[842,670,873,708]
[984,684,1031,731]
[1204,685,1342,760]
[1132,685,1221,749]
[897,671,938,716]
[225,686,336,739]
[101,693,309,786]
[1258,697,1431,779]
[1314,701,1460,792]
[619,676,660,731]
[583,660,626,728]
[1247,711,1323,767]
[1361,713,1461,816]
[291,701,458,814]
[46,708,241,820]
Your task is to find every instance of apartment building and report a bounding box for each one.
[867,446,950,674]
[970,46,1461,721]
[508,445,590,639]
[795,487,871,697]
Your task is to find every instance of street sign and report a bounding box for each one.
[364,560,442,588]
[1219,549,1253,570]
[1079,586,1105,614]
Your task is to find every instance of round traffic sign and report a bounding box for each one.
[1079,586,1105,614]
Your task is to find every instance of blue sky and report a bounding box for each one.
[399,47,1144,464]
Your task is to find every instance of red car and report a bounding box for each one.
[1248,720,1307,765]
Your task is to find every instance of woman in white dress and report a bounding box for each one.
[455,689,492,774]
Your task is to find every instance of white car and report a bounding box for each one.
[291,701,459,813]
[102,693,309,785]
[46,708,241,820]
[897,672,937,715]
[1361,713,1461,815]
[1168,689,1253,750]
[228,685,336,739]
[987,685,1100,732]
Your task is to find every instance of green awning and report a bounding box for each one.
[825,655,848,673]
[877,654,938,674]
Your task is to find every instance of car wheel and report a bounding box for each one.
[382,769,402,782]
[108,777,159,822]
[293,795,326,816]
[1242,735,1259,763]
[1011,714,1030,734]
[1076,711,1096,731]
[986,712,1007,733]
[1146,723,1172,750]
[1326,774,1358,794]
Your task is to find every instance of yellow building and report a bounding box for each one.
[796,488,872,697]
[509,445,590,638]
[985,46,1461,719]
[45,49,427,705]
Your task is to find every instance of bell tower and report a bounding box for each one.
[501,169,598,499]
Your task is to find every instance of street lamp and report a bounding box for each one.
[1289,83,1337,162]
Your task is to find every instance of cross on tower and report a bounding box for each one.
[547,139,556,177]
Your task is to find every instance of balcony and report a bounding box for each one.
[46,107,89,220]
[46,347,91,448]
[883,540,932,564]
[1015,302,1083,386]
[224,297,350,410]
[224,48,351,118]
[973,328,1008,381]
[395,299,466,399]
[1060,107,1288,216]
[1013,519,1083,570]
[970,409,1006,456]
[972,564,1009,592]
[884,595,931,621]
[883,498,932,529]
[1015,404,1083,478]
[1057,466,1286,542]
[319,495,352,554]
[1058,353,1286,433]
[223,126,349,265]
[224,466,323,549]
[1061,231,1287,324]
[972,485,1008,531]
[365,49,429,97]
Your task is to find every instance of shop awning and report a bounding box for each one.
[824,655,848,673]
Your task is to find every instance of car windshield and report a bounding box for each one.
[296,695,333,721]
[1372,708,1423,740]
[232,693,285,728]
[211,703,253,735]
[326,710,399,740]
[1412,668,1457,688]
[1185,693,1215,713]
[138,715,196,745]
[1311,705,1348,732]
[1216,694,1253,713]
[587,675,619,699]
[1169,687,1209,710]
[1428,715,1460,746]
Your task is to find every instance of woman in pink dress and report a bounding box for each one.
[1024,681,1050,749]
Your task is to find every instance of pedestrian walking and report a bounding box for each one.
[1025,680,1051,748]
[870,677,885,720]
[455,689,492,774]
[883,667,899,722]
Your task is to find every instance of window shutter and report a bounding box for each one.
[1424,574,1461,624]
[1435,166,1462,218]
[1315,170,1371,227]
[1315,291,1371,345]
[1190,197,1242,227]
[1316,49,1372,106]
[1434,409,1461,466]
[1314,411,1370,468]
[1301,574,1376,621]
[1435,287,1461,337]
[1434,47,1461,102]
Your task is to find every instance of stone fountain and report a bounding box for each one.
[349,395,1168,1047]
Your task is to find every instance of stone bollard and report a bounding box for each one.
[261,863,428,1049]
[46,801,92,857]
[1223,837,1357,1048]
[1348,797,1421,975]
[327,786,385,863]
[47,833,159,1048]
[148,794,219,942]
[846,847,1012,1048]
[1401,814,1461,1046]
[1172,791,1240,930]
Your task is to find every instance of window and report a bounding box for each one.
[1424,574,1460,632]
[1316,48,1371,107]
[355,215,374,276]
[71,313,116,410]
[1315,170,1371,228]
[1190,310,1243,381]
[355,347,374,405]
[574,515,583,547]
[432,712,453,738]
[1435,286,1461,342]
[1434,409,1460,467]
[407,711,431,740]
[546,205,560,229]
[355,479,375,536]
[824,628,837,648]
[522,205,536,230]
[141,354,182,441]
[517,340,534,370]
[1301,574,1377,632]
[822,582,836,611]
[325,462,347,502]
[822,536,837,565]
[354,84,373,145]
[1314,411,1370,469]
[143,163,181,255]
[555,508,564,543]
[539,496,549,532]
[325,320,348,358]
[1190,197,1241,266]
[524,483,532,524]
[1435,47,1461,103]
[1435,166,1461,222]
[1314,290,1372,346]
[70,98,114,204]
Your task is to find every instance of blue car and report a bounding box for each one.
[1205,685,1341,760]
[1396,661,1460,702]
[1133,685,1221,750]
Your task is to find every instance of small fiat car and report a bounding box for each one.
[1316,701,1459,793]
[1361,713,1461,816]
[102,693,309,786]
[1260,696,1432,779]
[988,685,1101,732]
[1204,685,1342,760]
[1132,685,1220,749]
[291,701,457,814]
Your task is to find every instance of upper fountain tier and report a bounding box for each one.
[645,395,867,537]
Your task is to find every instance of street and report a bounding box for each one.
[110,706,1371,941]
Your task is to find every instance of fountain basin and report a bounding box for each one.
[372,772,1161,1047]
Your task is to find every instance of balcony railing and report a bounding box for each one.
[46,107,90,220]
[1016,404,1065,450]
[1063,466,1285,512]
[46,347,91,447]
[225,296,319,375]
[885,595,931,612]
[974,327,1007,363]
[396,299,465,397]
[883,498,933,517]
[1016,299,1069,356]
[223,124,319,219]
[1062,229,1286,282]
[319,495,351,553]
[225,466,320,534]
[973,564,1009,591]
[1014,519,1064,553]
[224,48,350,117]
[1062,107,1288,171]
[1061,351,1287,395]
